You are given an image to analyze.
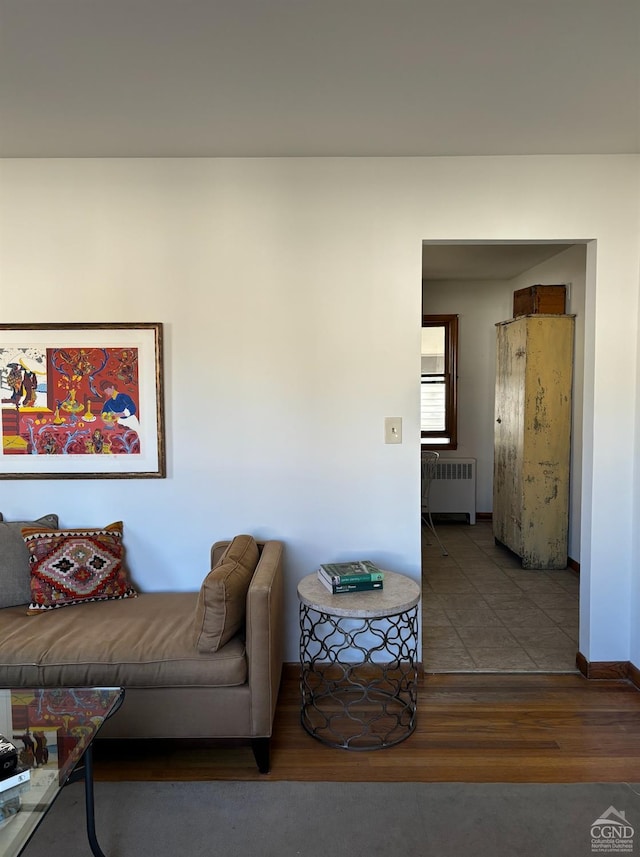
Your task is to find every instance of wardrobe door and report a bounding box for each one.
[519,315,574,569]
[493,315,574,569]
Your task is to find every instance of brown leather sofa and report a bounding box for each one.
[0,537,284,773]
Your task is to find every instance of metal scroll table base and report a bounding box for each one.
[299,604,418,750]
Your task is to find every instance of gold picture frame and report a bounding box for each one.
[0,322,165,479]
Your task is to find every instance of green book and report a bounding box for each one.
[318,560,384,584]
[317,572,384,595]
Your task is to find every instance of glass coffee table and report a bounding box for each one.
[0,687,123,857]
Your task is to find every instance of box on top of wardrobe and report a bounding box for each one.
[513,284,566,318]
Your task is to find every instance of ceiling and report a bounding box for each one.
[1,0,639,158]
[422,243,575,281]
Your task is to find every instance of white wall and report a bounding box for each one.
[422,277,507,513]
[631,180,640,670]
[0,155,638,666]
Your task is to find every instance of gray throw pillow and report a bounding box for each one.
[0,515,59,608]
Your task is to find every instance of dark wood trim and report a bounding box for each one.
[282,662,300,681]
[594,662,630,679]
[567,556,580,575]
[575,651,588,677]
[476,512,493,521]
[594,662,630,680]
[628,662,640,690]
[576,652,630,680]
[421,314,458,450]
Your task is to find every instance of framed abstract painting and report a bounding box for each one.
[0,322,165,478]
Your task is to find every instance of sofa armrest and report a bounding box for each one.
[209,537,284,737]
[245,540,285,736]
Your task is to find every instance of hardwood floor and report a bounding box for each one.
[94,671,640,783]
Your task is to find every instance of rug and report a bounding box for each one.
[21,780,640,857]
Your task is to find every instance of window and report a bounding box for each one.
[421,314,458,450]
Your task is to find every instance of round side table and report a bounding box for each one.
[297,570,420,750]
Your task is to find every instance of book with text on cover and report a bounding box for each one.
[317,570,384,594]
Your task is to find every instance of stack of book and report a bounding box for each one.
[317,560,384,594]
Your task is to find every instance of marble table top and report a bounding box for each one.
[297,570,421,619]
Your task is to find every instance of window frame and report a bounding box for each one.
[421,313,458,451]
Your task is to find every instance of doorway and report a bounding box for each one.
[420,241,586,673]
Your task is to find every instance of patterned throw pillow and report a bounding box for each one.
[22,521,137,614]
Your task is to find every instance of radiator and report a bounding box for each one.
[427,457,477,524]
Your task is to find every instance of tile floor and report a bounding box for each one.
[421,519,580,673]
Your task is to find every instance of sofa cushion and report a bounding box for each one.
[193,534,259,653]
[0,514,59,609]
[0,593,247,687]
[22,521,137,614]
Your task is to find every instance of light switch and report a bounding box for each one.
[384,417,402,444]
